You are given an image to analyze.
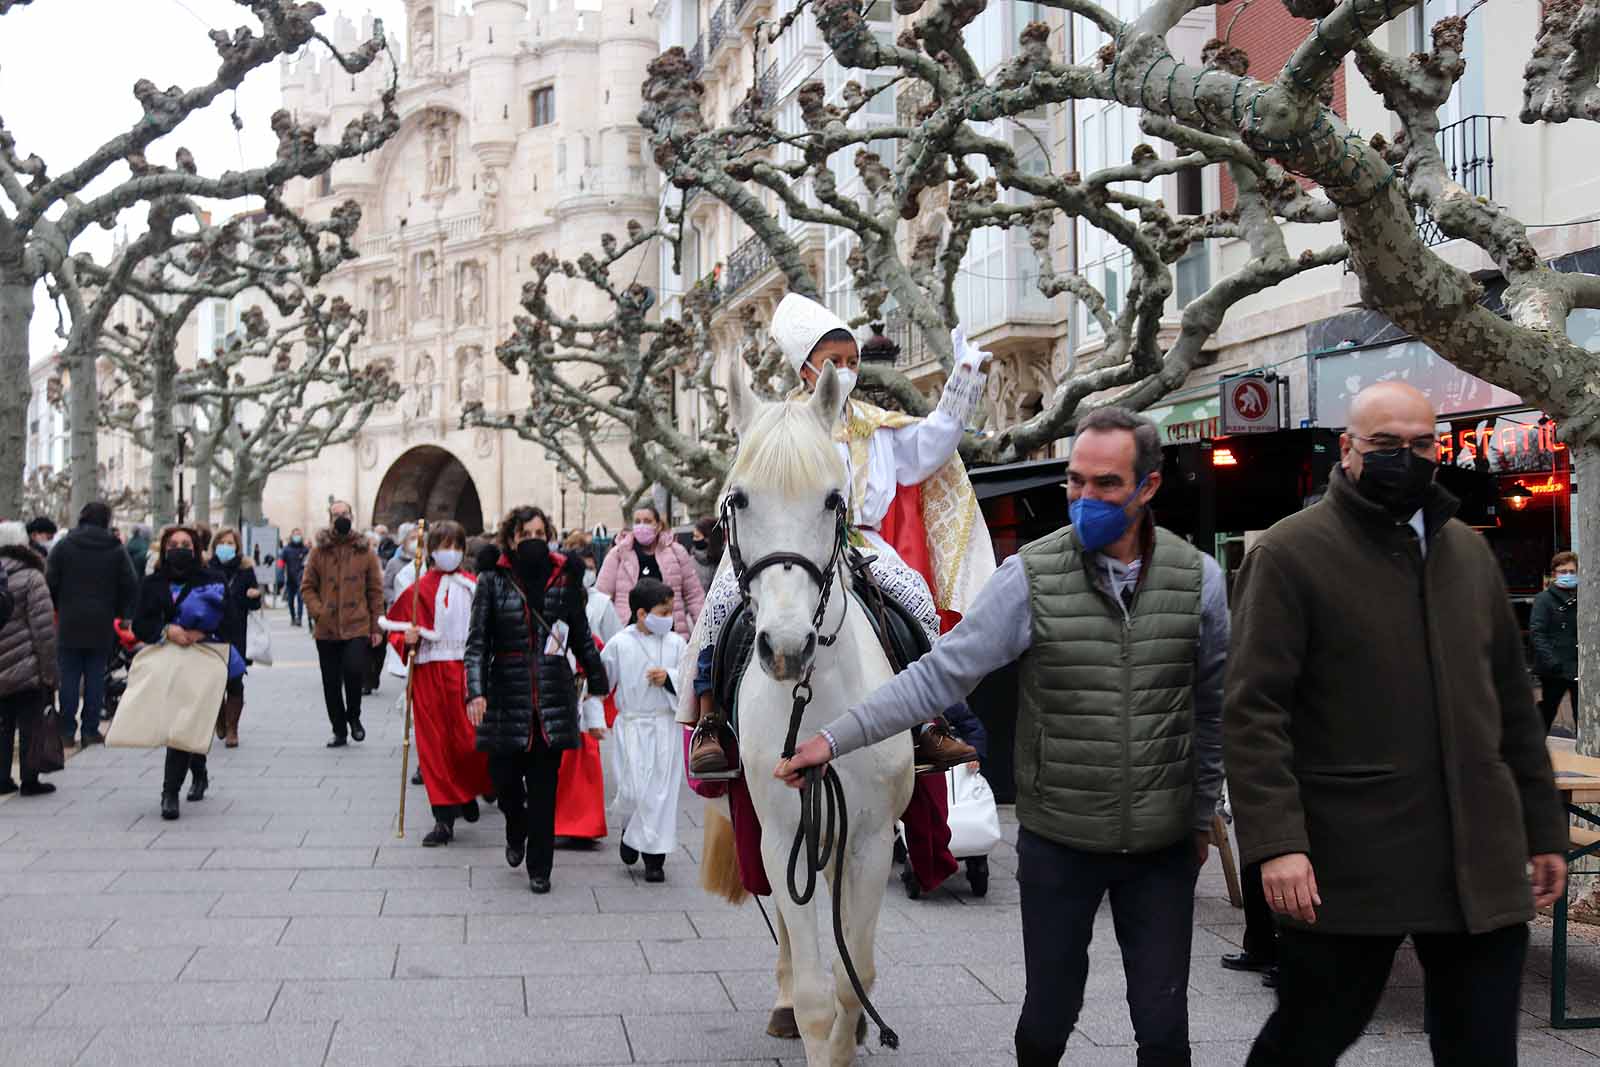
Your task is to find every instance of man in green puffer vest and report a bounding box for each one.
[779,407,1228,1067]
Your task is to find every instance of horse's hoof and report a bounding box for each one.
[766,1006,800,1039]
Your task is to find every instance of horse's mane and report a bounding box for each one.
[723,399,845,499]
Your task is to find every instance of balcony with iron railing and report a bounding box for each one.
[708,2,728,59]
[1416,114,1501,246]
[687,36,704,77]
[724,235,777,297]
[883,308,933,369]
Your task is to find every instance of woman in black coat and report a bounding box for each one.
[465,505,607,895]
[210,529,261,748]
[131,526,231,820]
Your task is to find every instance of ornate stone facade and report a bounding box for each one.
[270,1,659,535]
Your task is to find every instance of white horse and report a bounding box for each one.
[702,363,915,1066]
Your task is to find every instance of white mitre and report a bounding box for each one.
[770,292,854,374]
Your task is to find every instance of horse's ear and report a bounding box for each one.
[809,361,843,432]
[728,362,760,434]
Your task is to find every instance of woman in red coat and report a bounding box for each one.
[383,521,493,847]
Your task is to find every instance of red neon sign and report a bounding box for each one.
[1437,418,1565,466]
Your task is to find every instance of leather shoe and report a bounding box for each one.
[643,864,665,884]
[349,721,366,743]
[327,736,348,748]
[1262,967,1280,989]
[462,799,481,824]
[411,770,423,786]
[19,780,55,797]
[506,840,526,869]
[160,793,180,821]
[1220,952,1276,974]
[619,840,639,867]
[422,823,453,847]
[529,875,551,895]
[912,719,977,772]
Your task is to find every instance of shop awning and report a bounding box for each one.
[969,458,1069,500]
[1143,395,1222,444]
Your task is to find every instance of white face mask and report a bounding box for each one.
[834,367,858,398]
[643,613,674,636]
[432,548,463,572]
[582,569,597,589]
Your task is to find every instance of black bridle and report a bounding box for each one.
[718,487,901,1051]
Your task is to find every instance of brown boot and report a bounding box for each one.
[222,689,243,748]
[913,719,977,772]
[688,715,733,777]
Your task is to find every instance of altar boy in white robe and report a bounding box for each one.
[601,577,687,883]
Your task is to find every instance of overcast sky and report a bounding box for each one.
[0,0,408,359]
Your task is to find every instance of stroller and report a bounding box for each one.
[102,619,140,721]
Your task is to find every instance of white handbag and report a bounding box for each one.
[945,762,1003,858]
[245,612,273,666]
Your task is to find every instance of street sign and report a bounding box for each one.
[1220,375,1278,435]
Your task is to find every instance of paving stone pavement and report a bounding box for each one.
[2,608,1597,1065]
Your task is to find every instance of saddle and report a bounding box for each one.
[710,551,933,733]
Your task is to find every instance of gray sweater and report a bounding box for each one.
[824,549,1229,834]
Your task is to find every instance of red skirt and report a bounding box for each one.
[554,692,615,839]
[412,660,494,807]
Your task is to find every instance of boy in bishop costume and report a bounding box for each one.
[685,291,996,777]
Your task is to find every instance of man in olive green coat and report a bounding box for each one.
[782,407,1228,1067]
[1226,381,1568,1066]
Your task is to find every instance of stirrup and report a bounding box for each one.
[689,718,742,781]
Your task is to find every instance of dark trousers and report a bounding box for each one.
[490,743,563,880]
[1246,923,1529,1067]
[365,639,385,693]
[162,747,207,796]
[0,688,46,785]
[285,585,304,625]
[1540,676,1578,733]
[316,638,367,738]
[1014,828,1197,1067]
[57,645,108,742]
[1241,859,1277,963]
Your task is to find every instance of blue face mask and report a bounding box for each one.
[215,544,237,564]
[1069,477,1148,553]
[1555,573,1579,590]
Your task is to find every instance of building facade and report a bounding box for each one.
[268,0,659,537]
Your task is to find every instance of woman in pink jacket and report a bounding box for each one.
[596,506,704,639]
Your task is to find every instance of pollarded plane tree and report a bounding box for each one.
[95,200,397,526]
[639,2,1348,462]
[0,0,399,516]
[462,224,734,516]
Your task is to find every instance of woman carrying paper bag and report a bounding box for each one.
[119,526,246,821]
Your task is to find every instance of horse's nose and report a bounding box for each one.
[756,629,816,681]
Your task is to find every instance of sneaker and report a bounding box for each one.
[913,721,977,772]
[422,823,453,847]
[19,781,55,797]
[688,721,732,777]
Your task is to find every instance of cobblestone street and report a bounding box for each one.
[0,608,1594,1065]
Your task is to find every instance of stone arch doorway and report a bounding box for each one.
[372,446,485,535]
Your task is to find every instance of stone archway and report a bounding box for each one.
[372,446,485,534]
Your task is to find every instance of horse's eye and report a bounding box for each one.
[825,490,844,513]
[729,490,749,510]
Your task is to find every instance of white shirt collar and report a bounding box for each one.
[1408,509,1427,558]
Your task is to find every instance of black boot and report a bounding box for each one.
[643,855,666,884]
[160,792,180,821]
[187,768,208,803]
[619,839,639,867]
[422,822,453,847]
[965,855,989,897]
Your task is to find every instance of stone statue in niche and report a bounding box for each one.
[479,168,500,231]
[372,277,397,340]
[458,345,485,406]
[416,252,439,319]
[413,353,436,417]
[413,23,434,72]
[425,112,454,192]
[456,262,485,325]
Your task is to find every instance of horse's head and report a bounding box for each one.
[722,361,850,682]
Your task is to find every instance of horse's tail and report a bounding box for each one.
[700,801,749,906]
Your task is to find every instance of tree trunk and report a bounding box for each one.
[191,432,215,526]
[1577,438,1600,757]
[0,275,34,517]
[145,370,178,528]
[65,345,99,517]
[238,481,265,526]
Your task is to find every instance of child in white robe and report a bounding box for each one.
[600,577,686,883]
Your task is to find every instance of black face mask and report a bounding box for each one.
[515,537,550,577]
[333,516,353,536]
[165,548,197,577]
[1356,448,1438,520]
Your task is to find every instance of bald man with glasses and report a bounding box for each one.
[1225,380,1567,1066]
